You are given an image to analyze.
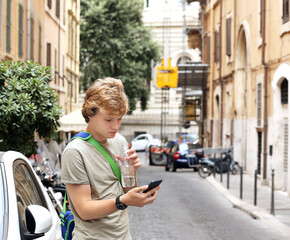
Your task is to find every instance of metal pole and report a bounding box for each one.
[254,170,257,206]
[213,154,216,178]
[271,169,275,215]
[220,154,223,183]
[227,163,230,189]
[240,166,243,199]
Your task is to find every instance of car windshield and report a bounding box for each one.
[179,143,189,151]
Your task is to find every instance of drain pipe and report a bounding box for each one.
[262,0,268,180]
[219,0,223,147]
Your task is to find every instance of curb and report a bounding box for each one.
[206,175,290,236]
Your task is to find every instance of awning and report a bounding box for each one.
[57,109,87,132]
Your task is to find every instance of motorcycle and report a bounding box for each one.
[198,150,240,178]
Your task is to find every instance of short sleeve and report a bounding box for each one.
[61,147,90,185]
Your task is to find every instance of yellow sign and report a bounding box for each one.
[156,58,178,88]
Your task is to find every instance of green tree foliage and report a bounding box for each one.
[0,61,62,157]
[80,0,161,112]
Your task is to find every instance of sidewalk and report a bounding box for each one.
[206,171,290,236]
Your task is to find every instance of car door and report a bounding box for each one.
[13,158,60,240]
[0,163,8,240]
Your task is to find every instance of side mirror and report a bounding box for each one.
[25,205,52,237]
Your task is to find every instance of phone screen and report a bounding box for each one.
[142,179,162,193]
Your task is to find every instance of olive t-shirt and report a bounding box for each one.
[61,133,131,240]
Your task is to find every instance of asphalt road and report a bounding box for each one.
[128,152,290,240]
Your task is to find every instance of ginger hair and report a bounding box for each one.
[82,77,129,123]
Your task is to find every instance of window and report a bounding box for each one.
[47,0,51,9]
[226,18,231,57]
[283,0,289,23]
[14,161,46,233]
[38,24,42,64]
[62,54,65,86]
[260,0,262,35]
[257,83,262,126]
[18,4,23,58]
[281,78,288,104]
[56,0,60,18]
[206,36,210,64]
[214,30,220,63]
[30,17,34,61]
[46,43,51,66]
[55,48,57,84]
[63,0,65,25]
[6,0,11,53]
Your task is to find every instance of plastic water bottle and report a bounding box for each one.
[121,146,135,187]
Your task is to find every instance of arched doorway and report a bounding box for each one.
[272,63,290,192]
[234,24,249,169]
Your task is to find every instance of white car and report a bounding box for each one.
[0,151,61,240]
[131,134,161,151]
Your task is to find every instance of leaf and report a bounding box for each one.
[0,60,62,157]
[80,0,161,111]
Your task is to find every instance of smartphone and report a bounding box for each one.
[142,179,162,193]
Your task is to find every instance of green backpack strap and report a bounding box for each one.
[70,131,121,184]
[63,192,67,212]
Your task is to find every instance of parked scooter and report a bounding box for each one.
[198,150,240,178]
[29,139,65,214]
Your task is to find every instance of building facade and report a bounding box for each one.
[198,0,290,195]
[0,0,45,62]
[0,0,80,115]
[65,0,80,114]
[44,0,66,109]
[119,0,201,142]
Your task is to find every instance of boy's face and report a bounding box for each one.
[88,110,123,141]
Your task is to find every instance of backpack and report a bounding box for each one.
[60,193,74,240]
[60,131,122,239]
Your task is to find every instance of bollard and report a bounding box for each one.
[271,169,275,215]
[240,166,243,199]
[227,160,230,189]
[254,170,257,206]
[213,155,216,178]
[220,156,223,183]
[213,162,216,178]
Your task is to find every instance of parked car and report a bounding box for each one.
[165,142,203,172]
[0,151,61,240]
[131,134,161,151]
[175,133,199,144]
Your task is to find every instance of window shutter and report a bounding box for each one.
[206,36,210,64]
[30,17,34,61]
[56,0,60,18]
[214,31,218,62]
[38,25,42,64]
[46,43,51,66]
[226,18,231,57]
[18,4,23,58]
[283,0,289,23]
[47,0,52,9]
[6,0,11,53]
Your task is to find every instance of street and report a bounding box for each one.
[129,152,289,240]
